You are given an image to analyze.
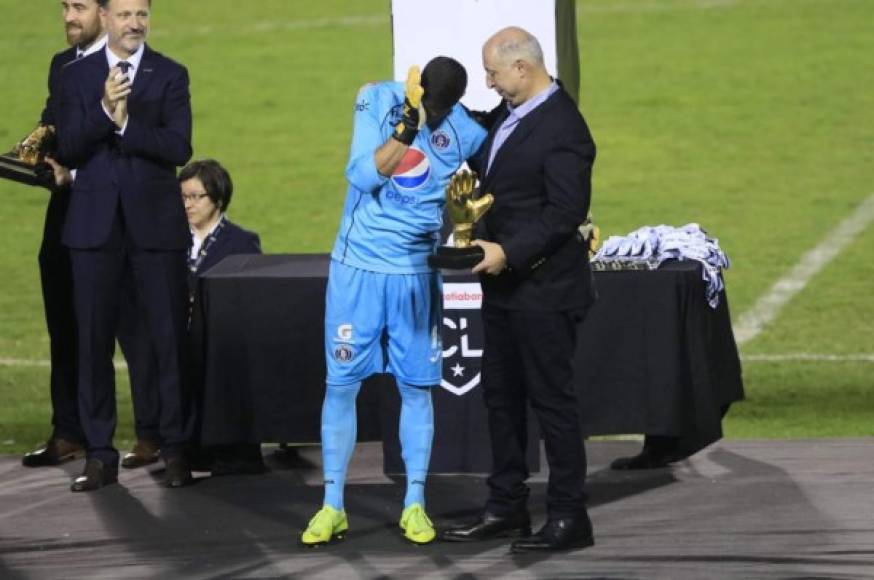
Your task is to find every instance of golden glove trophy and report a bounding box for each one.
[0,124,57,187]
[578,211,600,257]
[428,169,494,269]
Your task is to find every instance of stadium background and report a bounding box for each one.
[1,0,872,453]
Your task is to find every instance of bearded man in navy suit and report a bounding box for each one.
[21,0,107,469]
[56,0,194,491]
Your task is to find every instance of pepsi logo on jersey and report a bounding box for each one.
[391,147,431,191]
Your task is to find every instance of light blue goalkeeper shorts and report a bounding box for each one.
[324,260,443,387]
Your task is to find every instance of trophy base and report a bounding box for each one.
[0,154,48,188]
[428,245,484,270]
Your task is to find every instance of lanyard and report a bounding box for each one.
[189,216,226,276]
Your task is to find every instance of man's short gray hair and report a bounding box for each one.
[493,31,544,66]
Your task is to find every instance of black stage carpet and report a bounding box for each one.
[1,439,872,579]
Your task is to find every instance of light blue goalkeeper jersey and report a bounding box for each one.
[331,82,488,274]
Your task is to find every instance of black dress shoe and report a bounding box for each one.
[121,439,161,469]
[610,436,685,470]
[610,449,670,470]
[510,516,594,553]
[71,459,118,492]
[22,438,85,467]
[441,511,531,542]
[164,456,193,488]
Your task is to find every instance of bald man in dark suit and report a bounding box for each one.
[443,26,597,553]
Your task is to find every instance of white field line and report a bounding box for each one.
[741,353,874,363]
[576,0,862,15]
[152,3,736,38]
[150,14,385,38]
[733,193,874,345]
[0,358,127,370]
[578,0,737,14]
[4,194,873,369]
[0,358,50,368]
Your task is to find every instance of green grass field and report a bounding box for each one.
[1,0,872,454]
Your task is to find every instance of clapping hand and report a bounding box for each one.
[103,66,131,128]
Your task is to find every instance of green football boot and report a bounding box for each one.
[399,503,436,545]
[300,505,348,547]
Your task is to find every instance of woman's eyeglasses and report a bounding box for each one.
[181,192,210,202]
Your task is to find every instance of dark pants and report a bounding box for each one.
[481,305,588,519]
[69,216,191,465]
[38,190,83,444]
[117,271,161,444]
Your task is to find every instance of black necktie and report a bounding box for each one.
[117,61,132,74]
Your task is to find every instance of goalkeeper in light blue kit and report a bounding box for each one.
[301,57,487,546]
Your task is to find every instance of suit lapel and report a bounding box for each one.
[481,105,510,178]
[484,113,537,184]
[61,46,77,67]
[80,52,110,106]
[87,49,110,83]
[483,91,562,189]
[131,45,156,100]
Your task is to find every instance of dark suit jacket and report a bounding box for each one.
[187,220,261,402]
[41,46,77,127]
[57,44,192,250]
[191,220,261,286]
[475,87,596,312]
[39,47,78,249]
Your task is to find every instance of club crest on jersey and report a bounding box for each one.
[334,344,355,362]
[391,147,431,191]
[430,130,451,150]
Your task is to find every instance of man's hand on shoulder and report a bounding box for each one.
[467,107,499,130]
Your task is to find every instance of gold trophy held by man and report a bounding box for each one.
[0,124,57,187]
[428,169,494,269]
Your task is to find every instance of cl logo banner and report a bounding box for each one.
[440,283,483,396]
[440,314,483,396]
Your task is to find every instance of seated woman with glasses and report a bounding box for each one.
[180,159,265,475]
[181,159,261,287]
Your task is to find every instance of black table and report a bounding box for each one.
[196,254,743,473]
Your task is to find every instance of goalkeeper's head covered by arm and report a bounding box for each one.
[335,57,488,274]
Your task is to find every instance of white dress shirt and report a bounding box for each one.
[101,43,145,134]
[190,215,225,261]
[76,34,107,59]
